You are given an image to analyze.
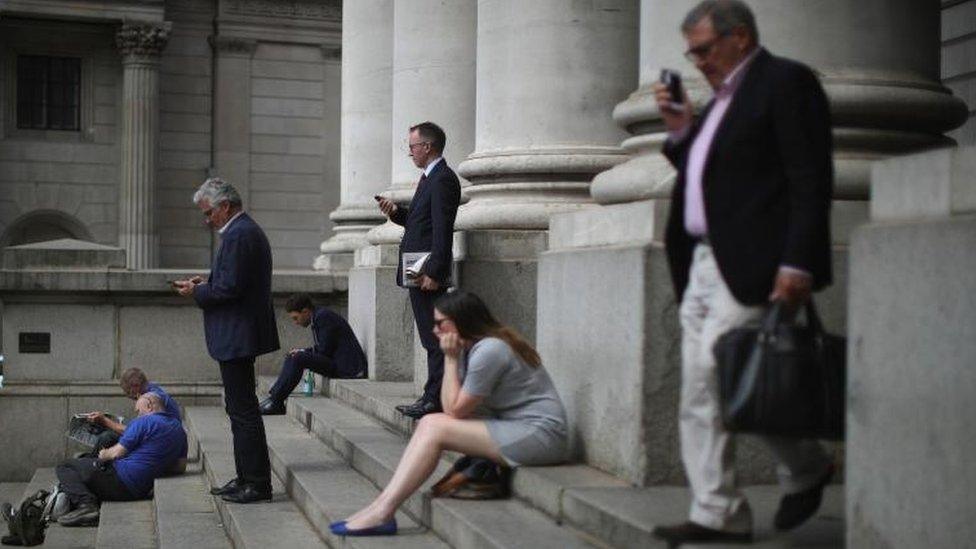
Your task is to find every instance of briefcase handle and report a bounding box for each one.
[760,300,827,341]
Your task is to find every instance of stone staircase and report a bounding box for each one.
[3,378,844,548]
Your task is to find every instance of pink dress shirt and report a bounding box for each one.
[679,48,760,238]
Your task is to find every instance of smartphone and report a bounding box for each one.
[660,68,684,108]
[374,195,383,202]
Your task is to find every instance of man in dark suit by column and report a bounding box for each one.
[376,121,462,419]
[174,177,279,504]
[650,1,835,545]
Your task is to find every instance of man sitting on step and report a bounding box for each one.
[81,367,184,463]
[56,393,187,527]
[259,293,368,415]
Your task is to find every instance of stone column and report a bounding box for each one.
[454,0,638,342]
[348,0,477,382]
[313,0,391,273]
[210,36,256,224]
[539,0,967,487]
[116,23,170,270]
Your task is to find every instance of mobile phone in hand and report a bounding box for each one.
[660,68,684,109]
[374,195,382,202]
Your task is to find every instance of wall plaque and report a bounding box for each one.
[19,332,51,354]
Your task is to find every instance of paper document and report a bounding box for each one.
[402,252,431,287]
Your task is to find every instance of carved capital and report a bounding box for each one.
[116,22,171,58]
[209,36,258,56]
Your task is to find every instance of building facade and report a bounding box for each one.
[0,0,342,269]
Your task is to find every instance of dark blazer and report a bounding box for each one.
[663,49,833,305]
[194,212,281,362]
[391,159,462,287]
[306,307,367,378]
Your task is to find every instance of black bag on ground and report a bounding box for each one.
[1,490,50,547]
[714,301,845,440]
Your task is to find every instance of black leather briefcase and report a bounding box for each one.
[714,301,846,440]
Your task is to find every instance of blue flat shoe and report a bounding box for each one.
[330,518,398,537]
[329,520,346,529]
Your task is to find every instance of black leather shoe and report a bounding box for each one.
[259,398,286,416]
[400,399,442,420]
[774,463,835,531]
[652,521,752,547]
[210,478,242,496]
[221,484,273,504]
[395,398,425,415]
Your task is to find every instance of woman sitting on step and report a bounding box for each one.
[331,290,569,537]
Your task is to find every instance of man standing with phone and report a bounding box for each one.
[375,122,461,420]
[173,177,279,504]
[651,1,835,545]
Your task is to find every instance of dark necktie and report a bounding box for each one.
[418,173,427,188]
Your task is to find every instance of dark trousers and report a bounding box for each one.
[55,458,139,506]
[409,286,446,404]
[268,351,337,403]
[220,357,271,491]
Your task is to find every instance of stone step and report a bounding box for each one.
[22,468,96,549]
[282,396,600,548]
[298,379,846,548]
[0,483,27,508]
[262,414,450,548]
[183,407,326,549]
[95,500,155,549]
[153,462,232,549]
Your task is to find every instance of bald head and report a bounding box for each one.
[135,392,164,416]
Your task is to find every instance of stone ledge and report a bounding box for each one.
[0,380,223,397]
[0,268,344,294]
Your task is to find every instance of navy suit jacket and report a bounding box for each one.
[663,49,833,305]
[391,159,462,287]
[305,307,367,378]
[193,212,281,362]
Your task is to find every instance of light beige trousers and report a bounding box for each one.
[678,243,829,532]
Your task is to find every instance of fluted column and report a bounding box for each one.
[314,0,392,271]
[592,0,968,240]
[455,0,637,230]
[365,0,477,245]
[116,23,170,270]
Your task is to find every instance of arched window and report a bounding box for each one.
[0,210,93,248]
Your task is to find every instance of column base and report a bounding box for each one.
[456,230,548,343]
[312,252,354,274]
[348,244,414,382]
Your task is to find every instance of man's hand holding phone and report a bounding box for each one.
[375,195,397,218]
[171,275,203,297]
[654,68,693,134]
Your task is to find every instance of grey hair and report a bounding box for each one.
[682,0,759,43]
[192,177,242,208]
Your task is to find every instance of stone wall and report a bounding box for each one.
[0,19,121,248]
[0,0,342,270]
[943,0,976,145]
[0,262,347,480]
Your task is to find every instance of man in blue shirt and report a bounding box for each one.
[259,293,367,415]
[56,393,187,527]
[81,367,184,459]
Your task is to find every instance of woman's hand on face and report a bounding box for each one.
[438,332,463,358]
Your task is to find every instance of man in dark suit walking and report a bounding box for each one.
[376,121,461,419]
[174,177,279,504]
[259,292,367,415]
[651,1,835,545]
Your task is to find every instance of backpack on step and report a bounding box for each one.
[1,489,51,546]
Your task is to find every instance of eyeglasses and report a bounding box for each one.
[408,141,431,151]
[433,318,451,328]
[684,33,727,63]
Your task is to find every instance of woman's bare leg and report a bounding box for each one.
[343,413,504,529]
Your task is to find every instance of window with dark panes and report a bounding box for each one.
[16,55,82,131]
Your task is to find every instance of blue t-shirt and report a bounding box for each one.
[114,412,187,497]
[146,382,182,420]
